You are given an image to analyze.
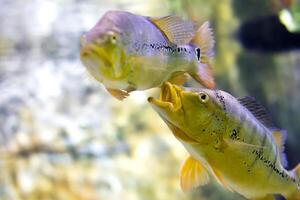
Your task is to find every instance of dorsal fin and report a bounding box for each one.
[272,130,288,168]
[149,15,195,45]
[237,96,274,128]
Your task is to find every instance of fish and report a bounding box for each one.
[148,82,300,200]
[80,11,215,100]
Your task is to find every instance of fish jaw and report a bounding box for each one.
[80,36,128,81]
[148,82,183,113]
[148,82,200,143]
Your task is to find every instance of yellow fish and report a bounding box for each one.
[148,82,300,200]
[80,11,215,100]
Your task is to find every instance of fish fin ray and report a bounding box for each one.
[180,155,209,192]
[168,71,189,86]
[149,15,195,45]
[272,130,288,168]
[210,166,233,192]
[237,96,275,128]
[189,21,215,88]
[107,88,129,100]
[190,62,215,89]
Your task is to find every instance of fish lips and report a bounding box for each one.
[80,43,112,66]
[148,82,182,112]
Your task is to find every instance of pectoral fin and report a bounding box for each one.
[169,71,188,86]
[107,88,130,100]
[180,155,209,192]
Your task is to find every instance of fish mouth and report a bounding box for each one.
[148,82,182,111]
[80,43,113,68]
[148,82,200,143]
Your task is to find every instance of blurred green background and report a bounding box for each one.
[0,0,299,199]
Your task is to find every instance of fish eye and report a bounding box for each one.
[198,93,209,103]
[109,33,118,44]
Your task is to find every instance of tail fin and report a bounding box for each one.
[284,164,300,200]
[189,21,215,89]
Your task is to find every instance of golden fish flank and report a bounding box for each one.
[80,10,215,100]
[148,82,300,200]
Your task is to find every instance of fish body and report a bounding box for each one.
[80,11,215,100]
[148,82,300,200]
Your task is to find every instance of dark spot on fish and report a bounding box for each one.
[177,48,181,52]
[229,129,240,140]
[215,90,226,111]
[202,129,206,132]
[196,48,200,61]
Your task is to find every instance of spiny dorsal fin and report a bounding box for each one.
[272,130,288,168]
[180,155,209,192]
[237,96,274,128]
[149,15,195,45]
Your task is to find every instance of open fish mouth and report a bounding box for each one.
[148,82,182,111]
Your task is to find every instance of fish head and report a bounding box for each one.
[148,82,226,142]
[80,11,131,81]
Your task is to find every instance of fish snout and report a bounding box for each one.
[80,46,91,59]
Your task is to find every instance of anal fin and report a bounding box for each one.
[190,63,215,89]
[180,155,209,192]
